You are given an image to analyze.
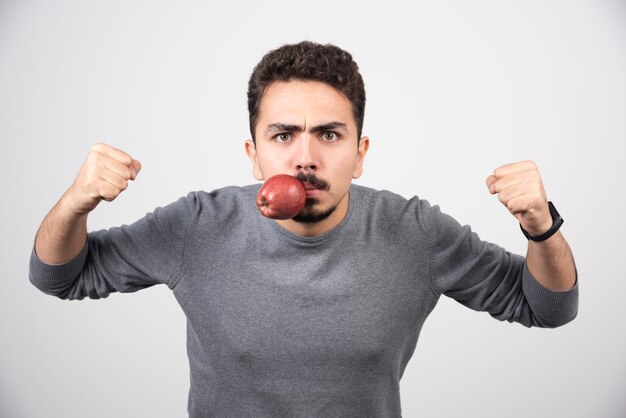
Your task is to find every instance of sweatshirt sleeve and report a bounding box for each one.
[417,199,578,328]
[29,192,200,300]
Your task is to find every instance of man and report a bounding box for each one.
[30,41,578,417]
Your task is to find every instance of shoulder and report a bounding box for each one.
[177,184,257,205]
[351,183,408,206]
[187,184,259,203]
[350,183,436,219]
[179,184,261,222]
[350,183,463,237]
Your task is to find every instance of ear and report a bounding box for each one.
[244,139,264,181]
[352,136,370,179]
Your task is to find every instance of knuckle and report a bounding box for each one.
[100,186,118,201]
[506,200,516,211]
[87,150,103,164]
[120,154,133,166]
[91,142,107,152]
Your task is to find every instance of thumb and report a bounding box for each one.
[485,175,498,194]
[130,159,142,180]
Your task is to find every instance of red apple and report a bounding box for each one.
[256,174,306,219]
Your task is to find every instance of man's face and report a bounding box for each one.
[245,80,369,230]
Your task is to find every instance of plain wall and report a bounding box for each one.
[1,0,624,417]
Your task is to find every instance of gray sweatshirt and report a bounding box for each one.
[29,184,578,417]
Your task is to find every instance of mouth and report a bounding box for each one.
[303,183,321,198]
[295,172,330,192]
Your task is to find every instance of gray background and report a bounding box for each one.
[1,0,624,417]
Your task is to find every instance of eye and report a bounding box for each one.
[273,133,292,143]
[321,131,340,142]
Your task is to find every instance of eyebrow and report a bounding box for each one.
[264,121,349,135]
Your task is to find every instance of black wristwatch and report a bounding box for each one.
[520,201,564,242]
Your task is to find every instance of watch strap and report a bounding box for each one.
[520,201,564,242]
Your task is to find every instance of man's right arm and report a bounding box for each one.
[34,143,142,264]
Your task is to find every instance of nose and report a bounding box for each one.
[294,136,319,173]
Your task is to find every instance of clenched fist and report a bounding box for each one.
[485,160,553,237]
[65,143,142,215]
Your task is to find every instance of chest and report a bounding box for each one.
[175,237,436,371]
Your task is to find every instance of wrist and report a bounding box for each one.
[523,218,553,237]
[520,202,564,242]
[59,189,92,219]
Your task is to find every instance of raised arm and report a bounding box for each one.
[35,143,142,264]
[486,160,576,291]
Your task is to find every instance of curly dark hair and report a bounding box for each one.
[247,41,366,142]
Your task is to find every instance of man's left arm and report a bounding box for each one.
[486,160,577,291]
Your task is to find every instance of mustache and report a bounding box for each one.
[295,172,330,191]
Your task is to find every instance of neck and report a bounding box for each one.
[276,192,350,237]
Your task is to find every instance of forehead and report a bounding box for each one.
[258,80,354,125]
